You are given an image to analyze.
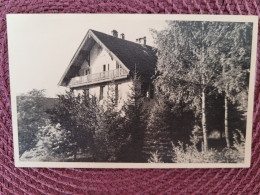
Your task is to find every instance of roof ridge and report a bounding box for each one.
[90,29,154,49]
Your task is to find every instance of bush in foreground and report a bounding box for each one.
[148,130,245,163]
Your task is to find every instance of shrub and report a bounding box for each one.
[20,124,65,161]
[172,141,222,163]
[222,130,245,163]
[171,130,245,163]
[148,151,163,163]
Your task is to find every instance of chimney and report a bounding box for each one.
[111,30,118,38]
[120,33,125,40]
[136,36,146,45]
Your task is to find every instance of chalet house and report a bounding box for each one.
[58,29,157,106]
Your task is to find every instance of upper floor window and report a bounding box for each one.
[103,65,106,71]
[116,62,120,69]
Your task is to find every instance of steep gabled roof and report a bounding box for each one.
[59,29,157,86]
[91,30,157,79]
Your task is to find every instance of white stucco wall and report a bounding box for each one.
[73,80,133,109]
[89,43,116,74]
[118,81,133,104]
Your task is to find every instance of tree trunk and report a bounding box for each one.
[222,59,230,148]
[73,146,77,161]
[202,89,208,151]
[224,94,231,148]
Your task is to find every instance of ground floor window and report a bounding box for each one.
[115,84,119,103]
[100,86,104,100]
[84,89,89,98]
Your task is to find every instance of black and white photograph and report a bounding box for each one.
[7,14,257,168]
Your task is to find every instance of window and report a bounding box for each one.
[84,89,89,99]
[115,84,119,103]
[108,64,110,71]
[79,69,84,76]
[86,52,90,65]
[100,86,104,100]
[103,65,106,71]
[116,62,120,69]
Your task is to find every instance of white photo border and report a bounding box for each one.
[7,14,258,168]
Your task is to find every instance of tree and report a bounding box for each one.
[143,94,173,162]
[17,89,49,157]
[213,23,253,147]
[20,124,66,162]
[144,87,196,162]
[119,75,148,162]
[95,81,127,162]
[152,21,226,151]
[48,90,98,161]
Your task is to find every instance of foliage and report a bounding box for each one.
[17,89,49,157]
[223,130,245,163]
[118,75,148,162]
[20,124,65,162]
[148,151,163,163]
[48,90,99,160]
[172,130,245,163]
[212,23,252,147]
[143,92,195,162]
[143,95,173,161]
[152,21,223,109]
[152,21,251,151]
[151,21,225,151]
[213,23,252,104]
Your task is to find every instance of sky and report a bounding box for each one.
[7,14,167,97]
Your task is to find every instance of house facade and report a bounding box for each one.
[59,29,157,106]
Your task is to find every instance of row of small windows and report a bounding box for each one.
[103,62,120,72]
[80,62,120,76]
[83,83,153,103]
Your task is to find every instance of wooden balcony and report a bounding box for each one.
[68,69,128,87]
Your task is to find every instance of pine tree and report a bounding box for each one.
[143,94,173,162]
[119,74,148,162]
[48,90,98,161]
[95,81,126,162]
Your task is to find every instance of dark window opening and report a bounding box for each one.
[115,84,119,103]
[86,52,90,65]
[108,64,110,71]
[84,89,89,100]
[141,83,154,99]
[141,83,149,97]
[100,86,104,100]
[103,65,106,71]
[116,62,120,69]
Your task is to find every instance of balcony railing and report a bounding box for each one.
[68,68,128,87]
